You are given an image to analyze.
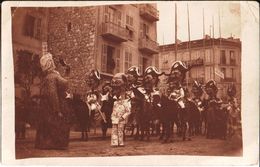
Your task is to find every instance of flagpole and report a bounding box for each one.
[175,3,178,60]
[187,3,191,87]
[212,15,215,81]
[203,8,206,84]
[219,7,222,46]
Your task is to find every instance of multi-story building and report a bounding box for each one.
[12,4,159,97]
[159,36,241,99]
[47,4,159,94]
[12,7,49,98]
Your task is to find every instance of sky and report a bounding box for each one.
[156,1,241,45]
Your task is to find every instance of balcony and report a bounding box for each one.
[101,22,128,43]
[139,38,159,54]
[221,77,236,82]
[139,4,159,22]
[183,58,204,67]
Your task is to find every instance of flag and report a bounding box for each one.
[215,67,224,79]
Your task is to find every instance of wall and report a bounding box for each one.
[47,7,97,95]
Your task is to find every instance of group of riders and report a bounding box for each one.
[80,60,241,144]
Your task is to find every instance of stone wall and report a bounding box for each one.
[47,7,97,95]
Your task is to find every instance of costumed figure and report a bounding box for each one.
[110,73,131,147]
[124,66,143,139]
[100,81,114,139]
[226,83,241,137]
[35,53,70,150]
[204,80,226,139]
[191,81,205,135]
[141,66,164,141]
[163,61,192,142]
[85,69,105,133]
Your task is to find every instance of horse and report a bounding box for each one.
[67,94,90,141]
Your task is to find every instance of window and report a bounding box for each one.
[104,6,122,26]
[221,68,226,78]
[101,44,116,74]
[124,48,132,72]
[231,68,236,80]
[101,44,107,72]
[67,22,72,32]
[23,14,42,40]
[126,15,133,27]
[140,22,149,38]
[24,14,35,37]
[115,49,121,73]
[139,55,143,74]
[230,51,236,65]
[220,50,226,65]
[42,42,48,55]
[154,54,159,69]
[205,49,212,63]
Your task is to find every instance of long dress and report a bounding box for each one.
[35,71,70,150]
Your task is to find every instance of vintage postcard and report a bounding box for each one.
[1,1,259,166]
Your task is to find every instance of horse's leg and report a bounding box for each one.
[146,122,150,141]
[101,121,107,139]
[134,124,139,140]
[81,130,85,140]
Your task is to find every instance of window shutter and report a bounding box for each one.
[124,49,128,72]
[130,17,133,26]
[139,55,143,74]
[35,18,42,40]
[115,49,120,73]
[101,44,107,72]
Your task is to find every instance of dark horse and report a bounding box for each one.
[160,94,180,143]
[130,87,153,141]
[67,94,90,141]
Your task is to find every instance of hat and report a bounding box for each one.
[170,61,188,74]
[40,53,56,72]
[88,69,101,81]
[191,80,203,96]
[205,80,218,92]
[127,66,141,77]
[227,83,236,97]
[144,66,163,77]
[111,73,128,87]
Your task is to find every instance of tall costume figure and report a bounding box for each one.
[85,69,104,132]
[141,66,163,141]
[191,81,205,135]
[35,53,70,150]
[226,83,240,137]
[125,66,143,139]
[100,81,114,139]
[162,61,191,142]
[204,80,225,139]
[110,73,131,147]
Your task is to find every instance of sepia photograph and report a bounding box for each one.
[1,1,259,165]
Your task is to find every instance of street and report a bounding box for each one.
[16,128,242,159]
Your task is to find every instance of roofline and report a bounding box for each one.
[159,38,241,52]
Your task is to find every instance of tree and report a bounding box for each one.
[15,50,42,99]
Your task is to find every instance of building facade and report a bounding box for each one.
[12,4,159,98]
[47,4,159,94]
[12,7,49,98]
[159,36,241,99]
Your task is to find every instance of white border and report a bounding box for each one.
[1,1,259,165]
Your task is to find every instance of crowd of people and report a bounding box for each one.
[15,52,241,150]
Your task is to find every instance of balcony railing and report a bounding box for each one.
[183,58,204,67]
[221,77,236,82]
[101,22,128,42]
[139,4,159,22]
[139,38,159,54]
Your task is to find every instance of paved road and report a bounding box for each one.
[16,128,242,159]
